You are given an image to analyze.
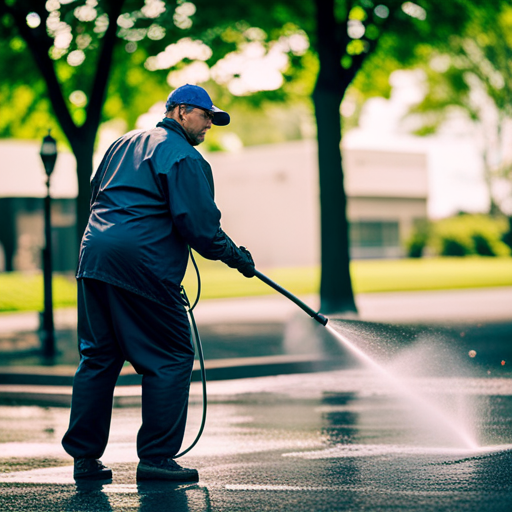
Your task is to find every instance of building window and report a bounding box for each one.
[350,220,400,258]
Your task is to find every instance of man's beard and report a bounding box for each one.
[188,131,204,146]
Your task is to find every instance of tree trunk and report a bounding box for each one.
[73,143,95,247]
[0,198,16,271]
[313,0,357,314]
[70,117,99,247]
[313,87,357,314]
[70,0,124,248]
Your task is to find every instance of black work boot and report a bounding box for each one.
[74,458,113,481]
[137,458,199,482]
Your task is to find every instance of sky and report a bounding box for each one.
[344,70,490,219]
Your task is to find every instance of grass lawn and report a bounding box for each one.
[0,257,511,313]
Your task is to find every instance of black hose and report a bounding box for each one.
[173,249,207,459]
[173,260,327,459]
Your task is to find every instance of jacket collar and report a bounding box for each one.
[156,117,194,145]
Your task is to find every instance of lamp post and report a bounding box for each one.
[40,131,58,358]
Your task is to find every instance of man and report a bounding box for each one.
[62,84,255,483]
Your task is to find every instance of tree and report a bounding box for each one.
[1,0,125,242]
[0,0,489,315]
[408,2,512,216]
[305,0,486,313]
[0,0,307,246]
[170,0,486,313]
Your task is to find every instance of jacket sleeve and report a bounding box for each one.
[161,155,250,267]
[161,156,221,253]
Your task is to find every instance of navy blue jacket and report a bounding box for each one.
[77,118,245,305]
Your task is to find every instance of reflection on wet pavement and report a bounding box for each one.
[2,369,512,511]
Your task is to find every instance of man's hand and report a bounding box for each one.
[201,228,256,277]
[237,246,255,278]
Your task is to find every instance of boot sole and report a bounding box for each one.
[74,469,113,481]
[137,466,199,482]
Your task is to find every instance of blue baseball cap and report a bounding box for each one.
[165,84,230,126]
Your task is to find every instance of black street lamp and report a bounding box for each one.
[40,131,58,358]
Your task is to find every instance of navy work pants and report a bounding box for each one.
[62,278,194,461]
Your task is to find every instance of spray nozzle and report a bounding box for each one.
[314,312,329,326]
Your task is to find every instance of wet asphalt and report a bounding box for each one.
[1,366,512,512]
[0,289,511,511]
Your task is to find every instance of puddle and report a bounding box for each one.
[283,443,512,459]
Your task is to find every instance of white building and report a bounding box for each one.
[0,137,428,271]
[206,138,427,267]
[0,140,77,272]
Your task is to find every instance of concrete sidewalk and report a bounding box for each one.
[1,286,511,333]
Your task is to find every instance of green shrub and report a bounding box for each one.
[433,217,474,256]
[440,237,471,256]
[503,217,512,250]
[405,220,430,258]
[431,214,511,257]
[473,234,495,256]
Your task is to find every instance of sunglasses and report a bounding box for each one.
[182,105,215,121]
[197,108,215,121]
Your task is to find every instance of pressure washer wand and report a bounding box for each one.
[253,269,328,326]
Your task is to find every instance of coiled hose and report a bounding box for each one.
[173,248,207,458]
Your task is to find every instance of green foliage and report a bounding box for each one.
[406,2,512,214]
[341,49,400,132]
[430,215,511,257]
[334,0,493,134]
[503,217,512,250]
[406,214,512,257]
[405,220,431,258]
[0,0,315,142]
[0,0,493,143]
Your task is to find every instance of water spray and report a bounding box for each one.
[179,264,478,457]
[254,269,478,450]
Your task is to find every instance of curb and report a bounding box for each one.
[0,354,338,407]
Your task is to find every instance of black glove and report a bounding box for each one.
[197,228,256,277]
[237,246,255,278]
